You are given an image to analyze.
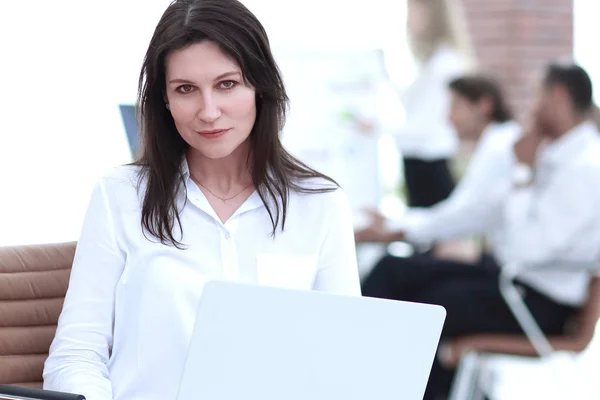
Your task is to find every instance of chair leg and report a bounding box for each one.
[448,352,482,400]
[472,356,492,400]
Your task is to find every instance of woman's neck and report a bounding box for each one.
[186,142,253,194]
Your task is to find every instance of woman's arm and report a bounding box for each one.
[43,179,125,400]
[312,189,361,296]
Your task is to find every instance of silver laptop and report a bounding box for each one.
[177,281,446,400]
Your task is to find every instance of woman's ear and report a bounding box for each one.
[164,91,171,110]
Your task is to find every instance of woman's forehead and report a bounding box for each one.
[165,41,241,81]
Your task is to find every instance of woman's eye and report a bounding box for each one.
[176,85,195,94]
[219,80,237,90]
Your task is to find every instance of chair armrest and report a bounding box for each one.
[498,260,598,357]
[443,262,598,366]
[499,263,554,356]
[0,385,85,400]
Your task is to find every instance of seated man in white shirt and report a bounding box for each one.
[357,63,600,400]
[357,74,521,255]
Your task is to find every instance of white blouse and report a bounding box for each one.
[396,45,468,160]
[43,162,360,400]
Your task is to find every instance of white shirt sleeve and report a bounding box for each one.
[393,131,515,245]
[44,179,125,400]
[503,165,600,266]
[312,189,361,296]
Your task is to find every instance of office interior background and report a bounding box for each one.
[0,0,599,398]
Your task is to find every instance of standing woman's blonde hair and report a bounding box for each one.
[407,0,474,65]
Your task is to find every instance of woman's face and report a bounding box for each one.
[164,41,257,161]
[407,0,430,39]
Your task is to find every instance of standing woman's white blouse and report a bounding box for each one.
[43,162,361,400]
[396,45,468,160]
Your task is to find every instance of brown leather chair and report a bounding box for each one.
[0,242,84,400]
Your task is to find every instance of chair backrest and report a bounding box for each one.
[0,242,76,389]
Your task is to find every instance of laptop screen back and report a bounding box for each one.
[177,282,446,400]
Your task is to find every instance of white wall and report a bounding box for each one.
[0,0,172,245]
[0,0,407,245]
[574,0,600,103]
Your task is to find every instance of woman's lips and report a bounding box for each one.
[197,128,230,139]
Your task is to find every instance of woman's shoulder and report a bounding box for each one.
[432,45,463,61]
[428,45,468,76]
[291,177,351,213]
[99,164,143,190]
[79,165,145,215]
[294,176,338,191]
[93,165,146,207]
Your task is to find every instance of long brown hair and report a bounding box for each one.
[135,0,337,247]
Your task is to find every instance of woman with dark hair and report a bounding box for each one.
[43,1,360,399]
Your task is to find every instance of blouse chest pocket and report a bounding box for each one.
[256,253,319,291]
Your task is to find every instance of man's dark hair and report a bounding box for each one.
[543,62,594,114]
[448,74,513,123]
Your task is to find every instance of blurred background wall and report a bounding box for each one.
[462,0,574,123]
[1,0,596,247]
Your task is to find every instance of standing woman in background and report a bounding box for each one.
[399,0,473,207]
